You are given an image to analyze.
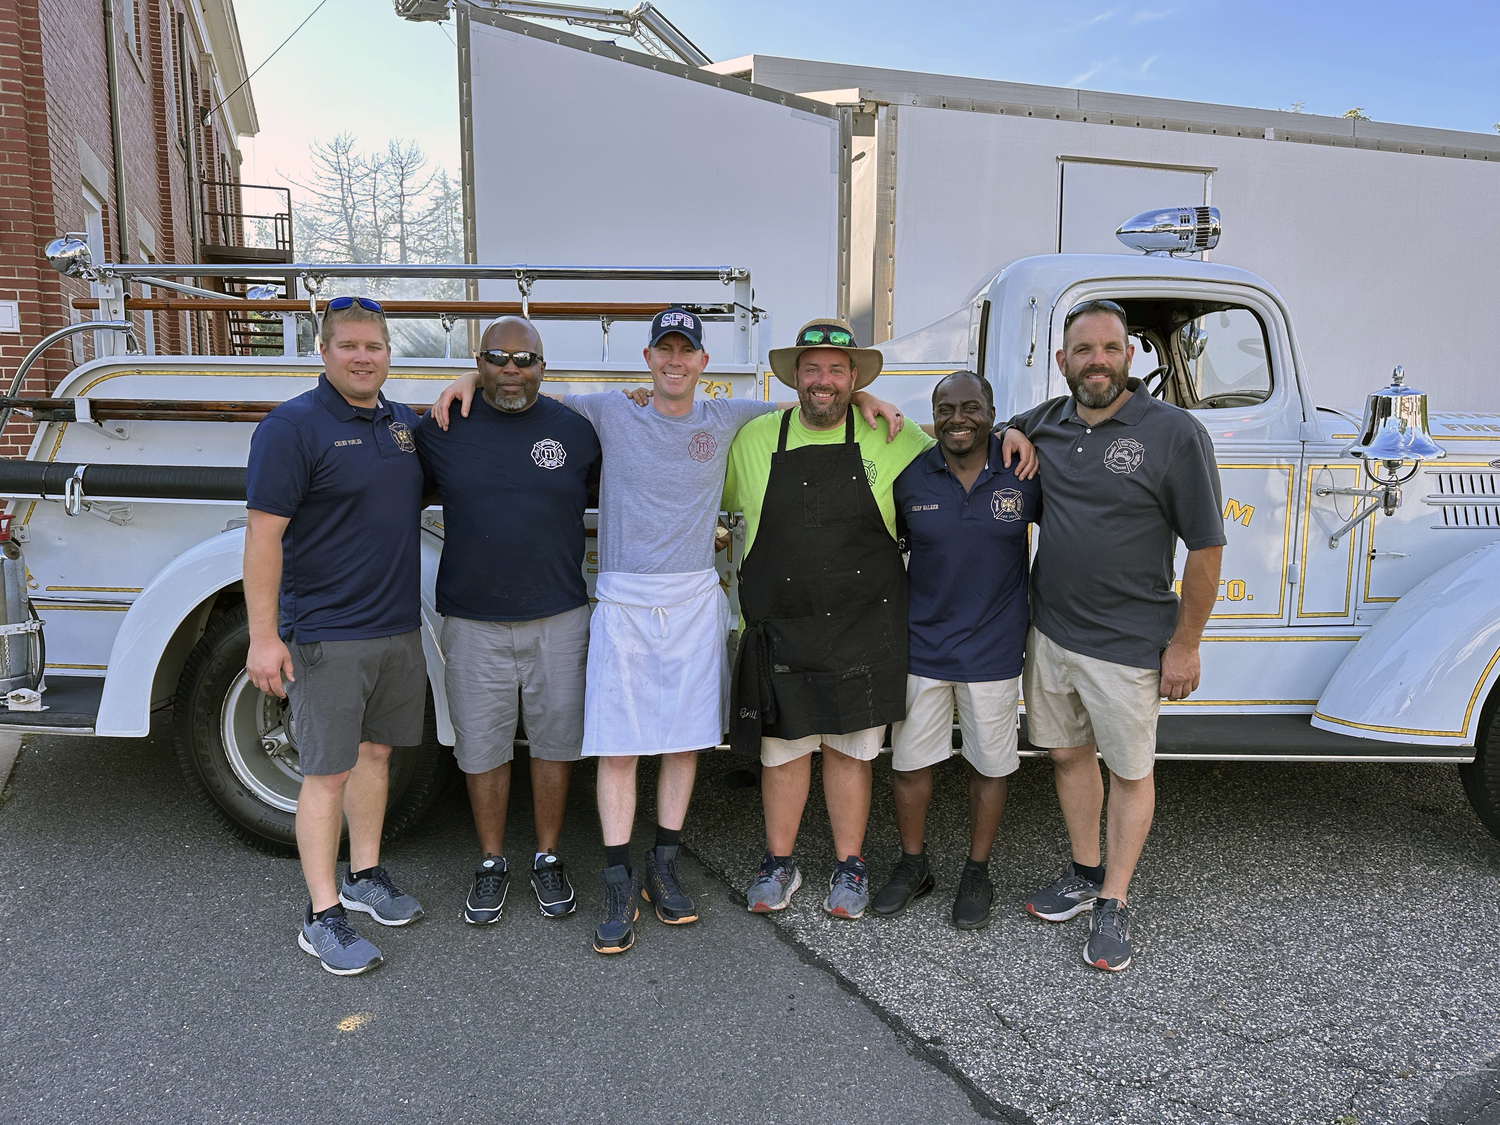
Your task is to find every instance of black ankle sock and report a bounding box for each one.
[349,866,377,883]
[313,903,344,922]
[1073,860,1106,884]
[965,856,989,872]
[772,854,793,867]
[654,825,682,849]
[604,844,630,870]
[903,846,926,859]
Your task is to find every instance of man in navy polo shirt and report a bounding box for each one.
[245,296,427,976]
[415,316,601,926]
[872,370,1040,930]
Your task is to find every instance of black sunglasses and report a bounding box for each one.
[476,349,543,368]
[325,296,383,313]
[798,324,855,348]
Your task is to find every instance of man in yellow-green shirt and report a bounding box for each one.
[723,316,932,922]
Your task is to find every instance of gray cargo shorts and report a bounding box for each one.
[286,629,427,777]
[441,605,590,773]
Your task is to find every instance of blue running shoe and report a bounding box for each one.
[746,850,802,913]
[340,865,424,927]
[593,865,638,954]
[297,903,382,976]
[824,855,870,920]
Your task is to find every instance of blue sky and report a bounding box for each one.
[237,0,1500,192]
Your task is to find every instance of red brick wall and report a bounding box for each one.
[0,0,236,457]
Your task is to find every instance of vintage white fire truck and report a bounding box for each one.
[2,212,1497,851]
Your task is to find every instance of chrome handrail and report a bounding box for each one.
[0,321,131,435]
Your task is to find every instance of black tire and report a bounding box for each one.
[1458,687,1500,839]
[172,602,452,855]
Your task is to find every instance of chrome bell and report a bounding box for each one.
[43,235,94,279]
[1345,366,1446,465]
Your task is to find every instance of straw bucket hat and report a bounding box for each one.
[768,316,883,390]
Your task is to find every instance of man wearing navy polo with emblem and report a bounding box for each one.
[415,316,601,926]
[871,370,1040,930]
[245,296,427,976]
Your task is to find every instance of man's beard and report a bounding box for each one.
[799,385,853,428]
[494,392,529,412]
[1066,361,1129,409]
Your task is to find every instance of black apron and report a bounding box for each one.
[730,407,908,758]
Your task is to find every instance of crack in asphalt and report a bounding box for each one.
[684,841,1038,1125]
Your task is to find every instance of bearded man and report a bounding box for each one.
[999,299,1224,972]
[724,317,933,921]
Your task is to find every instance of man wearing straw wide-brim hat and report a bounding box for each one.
[724,316,934,922]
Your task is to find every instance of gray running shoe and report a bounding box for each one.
[297,903,382,976]
[340,865,424,927]
[593,865,638,954]
[1083,897,1133,971]
[746,850,802,913]
[464,855,508,925]
[824,855,870,920]
[952,861,994,931]
[871,850,934,917]
[641,844,698,924]
[531,852,577,917]
[1024,862,1101,922]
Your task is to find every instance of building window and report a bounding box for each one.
[120,0,139,58]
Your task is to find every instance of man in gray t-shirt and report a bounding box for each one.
[1001,299,1224,974]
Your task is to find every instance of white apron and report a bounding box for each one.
[582,569,731,757]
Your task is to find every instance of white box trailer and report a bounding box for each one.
[454,9,1500,414]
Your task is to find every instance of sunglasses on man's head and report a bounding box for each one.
[476,349,543,368]
[798,325,855,348]
[325,296,383,313]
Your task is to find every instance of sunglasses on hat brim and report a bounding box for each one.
[797,325,856,348]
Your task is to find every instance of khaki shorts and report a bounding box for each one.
[1021,627,1160,781]
[761,726,884,768]
[441,605,590,772]
[891,675,1020,778]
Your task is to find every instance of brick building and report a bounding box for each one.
[0,0,260,456]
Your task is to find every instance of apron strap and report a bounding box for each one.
[775,404,856,452]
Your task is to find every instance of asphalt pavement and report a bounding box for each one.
[2,726,1499,1125]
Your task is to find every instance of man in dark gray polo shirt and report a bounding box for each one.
[1001,299,1224,972]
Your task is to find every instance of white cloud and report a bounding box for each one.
[1130,7,1173,22]
[1069,64,1104,85]
[1139,53,1161,75]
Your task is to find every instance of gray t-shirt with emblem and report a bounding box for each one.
[1010,380,1225,669]
[564,391,775,575]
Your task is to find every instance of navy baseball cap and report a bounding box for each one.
[648,307,704,351]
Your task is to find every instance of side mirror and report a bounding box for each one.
[1178,323,1208,359]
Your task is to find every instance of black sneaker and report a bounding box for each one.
[1083,898,1133,971]
[871,850,935,917]
[641,844,698,924]
[952,861,994,930]
[593,865,638,954]
[530,852,577,917]
[463,855,508,925]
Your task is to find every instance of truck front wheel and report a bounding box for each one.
[1458,688,1500,840]
[172,603,452,855]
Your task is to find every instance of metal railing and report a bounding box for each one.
[198,181,294,260]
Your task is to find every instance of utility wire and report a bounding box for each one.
[200,0,332,126]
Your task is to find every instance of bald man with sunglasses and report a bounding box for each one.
[415,316,602,926]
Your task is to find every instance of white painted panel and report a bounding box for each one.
[468,23,840,363]
[892,106,1500,414]
[1060,162,1207,254]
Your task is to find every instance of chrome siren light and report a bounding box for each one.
[44,235,94,279]
[1116,207,1221,256]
